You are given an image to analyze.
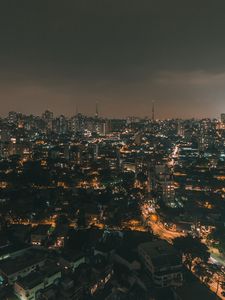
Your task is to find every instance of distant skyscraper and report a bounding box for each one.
[95,102,99,118]
[177,121,184,137]
[42,110,53,131]
[152,100,155,121]
[55,115,68,134]
[8,111,18,124]
[42,110,53,121]
[221,113,225,123]
[134,132,142,146]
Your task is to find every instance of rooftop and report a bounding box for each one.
[32,224,52,235]
[16,263,61,290]
[16,271,43,290]
[139,240,181,268]
[139,240,178,258]
[0,249,46,276]
[0,242,30,258]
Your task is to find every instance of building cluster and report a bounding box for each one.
[0,110,224,299]
[1,224,210,300]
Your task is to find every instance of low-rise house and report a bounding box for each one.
[10,224,32,243]
[0,249,46,284]
[59,250,85,272]
[60,278,84,300]
[52,224,69,248]
[0,241,31,261]
[89,254,114,296]
[138,240,183,288]
[112,248,141,271]
[14,263,61,300]
[31,225,52,246]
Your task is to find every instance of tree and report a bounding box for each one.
[173,236,210,269]
[208,227,225,254]
[121,171,135,190]
[137,172,148,184]
[194,263,211,283]
[77,208,86,228]
[99,168,112,184]
[56,214,69,227]
[21,161,50,186]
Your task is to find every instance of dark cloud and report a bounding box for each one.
[0,0,225,117]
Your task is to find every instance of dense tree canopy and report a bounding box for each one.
[173,236,210,269]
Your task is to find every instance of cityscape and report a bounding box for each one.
[1,1,225,299]
[0,109,224,299]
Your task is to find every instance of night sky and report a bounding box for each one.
[1,0,225,118]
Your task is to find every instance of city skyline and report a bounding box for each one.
[1,1,225,118]
[2,107,225,120]
[1,2,225,300]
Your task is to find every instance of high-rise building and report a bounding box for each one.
[42,110,53,121]
[152,100,155,121]
[42,110,53,130]
[52,115,68,134]
[8,111,18,124]
[95,102,99,118]
[59,115,68,134]
[138,241,183,287]
[221,113,225,123]
[177,121,184,137]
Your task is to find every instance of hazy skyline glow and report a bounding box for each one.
[1,0,225,118]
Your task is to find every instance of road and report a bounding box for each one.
[140,201,185,243]
[209,276,225,299]
[148,220,185,243]
[141,201,225,299]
